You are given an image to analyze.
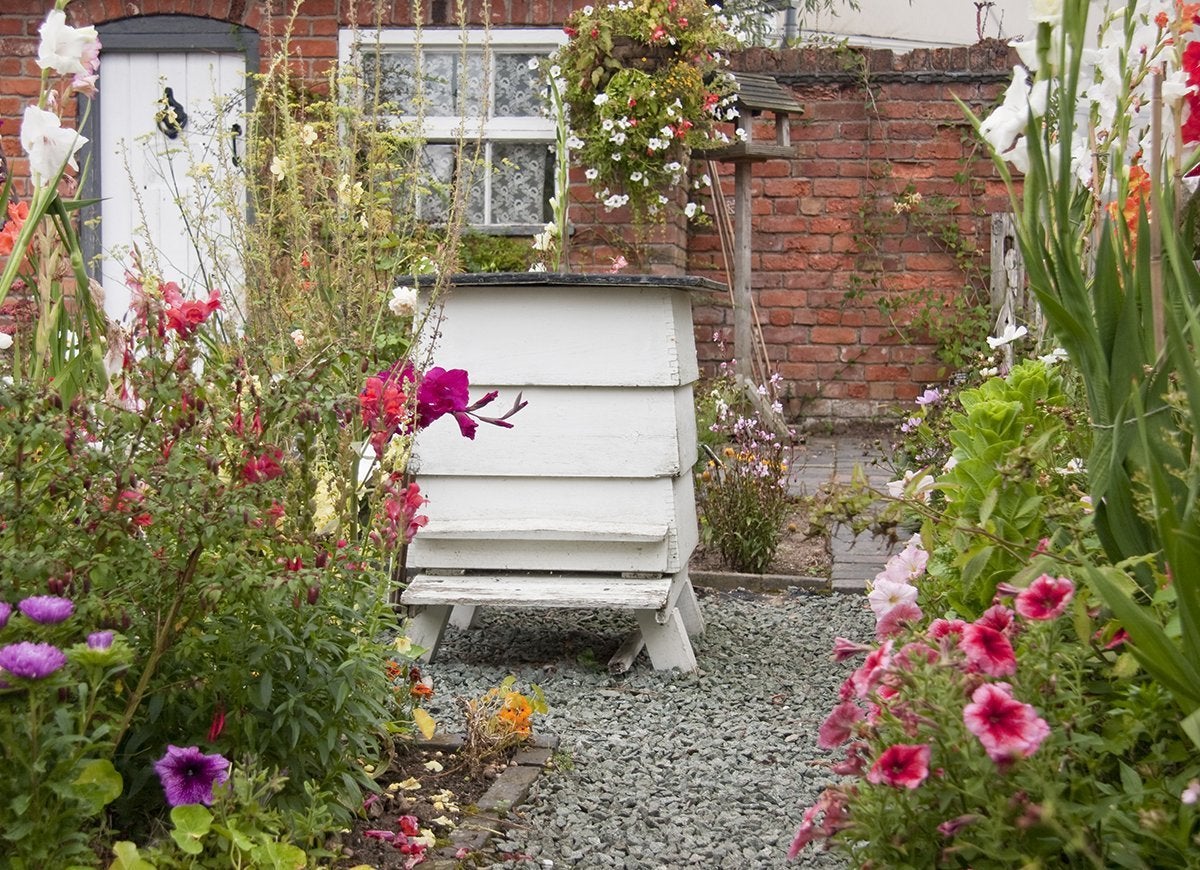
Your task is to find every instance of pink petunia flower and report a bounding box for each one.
[867,579,918,619]
[1015,573,1075,621]
[928,617,966,640]
[866,743,931,789]
[875,601,923,639]
[817,701,863,749]
[962,682,1050,763]
[878,535,929,583]
[850,640,893,698]
[831,741,868,775]
[831,636,873,661]
[976,604,1016,635]
[961,623,1017,677]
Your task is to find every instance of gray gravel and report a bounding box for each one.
[418,588,873,869]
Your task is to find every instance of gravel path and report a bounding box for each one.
[418,588,873,869]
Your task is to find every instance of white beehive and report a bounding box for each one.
[401,273,720,671]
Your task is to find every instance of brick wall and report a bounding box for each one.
[691,42,1015,423]
[1,1,1015,424]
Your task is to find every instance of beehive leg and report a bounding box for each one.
[674,577,705,637]
[448,605,481,630]
[634,608,697,672]
[404,605,453,662]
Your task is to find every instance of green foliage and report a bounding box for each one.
[958,0,1200,748]
[922,360,1092,614]
[114,766,313,868]
[695,372,792,574]
[459,231,536,273]
[819,606,1200,867]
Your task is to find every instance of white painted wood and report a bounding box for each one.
[99,50,245,320]
[402,573,675,610]
[408,537,672,573]
[419,285,699,386]
[674,580,706,637]
[417,519,669,541]
[408,475,698,573]
[448,605,480,630]
[634,608,698,672]
[607,631,647,674]
[411,385,696,478]
[404,605,453,663]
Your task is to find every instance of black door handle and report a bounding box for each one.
[230,122,242,167]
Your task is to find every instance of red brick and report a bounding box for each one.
[811,325,858,344]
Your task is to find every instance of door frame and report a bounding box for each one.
[78,15,258,282]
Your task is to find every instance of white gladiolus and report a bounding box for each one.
[20,105,87,182]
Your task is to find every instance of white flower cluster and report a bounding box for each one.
[979,0,1191,192]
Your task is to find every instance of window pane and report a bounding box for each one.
[363,51,418,113]
[421,53,457,115]
[490,142,548,225]
[418,144,485,225]
[494,53,543,117]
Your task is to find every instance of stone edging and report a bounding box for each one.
[418,733,560,867]
[690,569,831,595]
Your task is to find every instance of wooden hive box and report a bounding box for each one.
[402,273,722,670]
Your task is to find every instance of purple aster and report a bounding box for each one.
[0,602,10,629]
[0,641,67,680]
[154,745,231,807]
[87,631,114,650]
[18,595,75,625]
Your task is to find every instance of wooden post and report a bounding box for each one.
[734,160,753,381]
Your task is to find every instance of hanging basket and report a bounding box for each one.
[608,36,678,71]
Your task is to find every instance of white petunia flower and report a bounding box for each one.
[867,579,919,619]
[0,333,12,350]
[593,93,609,106]
[584,167,599,180]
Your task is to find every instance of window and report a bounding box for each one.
[339,29,565,231]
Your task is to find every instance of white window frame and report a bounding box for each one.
[338,27,566,231]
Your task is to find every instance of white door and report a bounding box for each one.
[97,51,245,322]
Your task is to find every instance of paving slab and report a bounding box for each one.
[787,434,899,593]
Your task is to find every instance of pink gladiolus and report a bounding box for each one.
[817,701,862,749]
[963,682,1050,763]
[866,743,930,789]
[1015,573,1075,620]
[961,623,1017,677]
[875,601,923,639]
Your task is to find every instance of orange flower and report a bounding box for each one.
[0,201,30,257]
[410,682,434,699]
[497,692,533,735]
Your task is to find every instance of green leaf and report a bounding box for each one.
[248,840,307,869]
[72,758,123,814]
[169,804,214,856]
[110,841,157,870]
[256,671,274,709]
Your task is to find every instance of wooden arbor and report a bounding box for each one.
[706,72,803,420]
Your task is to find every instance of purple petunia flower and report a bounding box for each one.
[18,595,74,625]
[0,602,11,629]
[87,631,114,650]
[0,641,67,679]
[154,745,231,807]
